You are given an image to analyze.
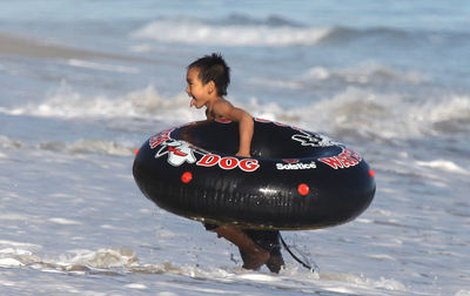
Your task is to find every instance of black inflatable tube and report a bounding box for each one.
[133,119,376,230]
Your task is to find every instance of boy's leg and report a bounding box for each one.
[265,245,284,273]
[210,225,270,270]
[243,229,285,273]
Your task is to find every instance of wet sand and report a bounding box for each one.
[0,32,148,62]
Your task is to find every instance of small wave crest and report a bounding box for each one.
[1,244,407,295]
[129,14,453,48]
[0,246,138,273]
[2,81,468,143]
[0,240,42,268]
[247,88,470,142]
[0,135,137,157]
[300,64,427,86]
[0,246,224,277]
[39,139,135,156]
[0,81,198,123]
[322,26,413,44]
[416,160,469,175]
[131,17,331,47]
[319,272,407,293]
[0,135,22,149]
[56,248,138,271]
[251,63,428,94]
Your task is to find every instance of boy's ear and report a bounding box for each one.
[207,80,216,94]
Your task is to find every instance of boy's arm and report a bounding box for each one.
[212,102,254,157]
[232,108,254,157]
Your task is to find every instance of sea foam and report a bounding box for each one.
[132,19,331,47]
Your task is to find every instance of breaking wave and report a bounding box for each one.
[130,14,463,48]
[0,243,406,294]
[38,139,135,156]
[0,81,199,123]
[132,17,330,47]
[1,81,468,142]
[299,64,427,86]
[0,134,136,157]
[293,89,470,141]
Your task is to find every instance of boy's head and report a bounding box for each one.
[187,53,230,96]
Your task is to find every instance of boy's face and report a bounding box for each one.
[186,67,214,109]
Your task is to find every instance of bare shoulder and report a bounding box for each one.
[211,98,251,122]
[211,99,235,117]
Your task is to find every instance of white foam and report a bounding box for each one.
[0,258,24,267]
[372,277,407,291]
[2,80,468,143]
[323,287,356,294]
[156,293,178,296]
[124,283,148,290]
[56,248,138,269]
[285,88,469,140]
[421,95,470,123]
[48,217,82,225]
[368,254,395,260]
[132,20,331,46]
[0,245,42,269]
[270,87,408,139]
[0,248,33,256]
[320,272,407,292]
[0,135,22,149]
[237,273,279,282]
[416,159,469,175]
[0,280,15,287]
[0,81,197,123]
[67,59,139,74]
[39,139,134,156]
[302,64,427,85]
[0,245,412,296]
[0,240,41,249]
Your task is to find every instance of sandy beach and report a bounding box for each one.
[0,32,148,62]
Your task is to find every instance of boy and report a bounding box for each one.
[186,53,284,273]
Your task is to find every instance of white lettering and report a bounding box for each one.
[276,161,317,170]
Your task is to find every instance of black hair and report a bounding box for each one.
[187,53,230,96]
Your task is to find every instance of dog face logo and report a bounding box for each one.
[155,139,197,167]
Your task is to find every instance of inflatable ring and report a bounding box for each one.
[133,119,376,230]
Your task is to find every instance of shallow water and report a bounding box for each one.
[1,1,469,295]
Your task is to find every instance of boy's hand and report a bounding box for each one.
[236,151,251,158]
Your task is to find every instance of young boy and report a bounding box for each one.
[186,53,284,273]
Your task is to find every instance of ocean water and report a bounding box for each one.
[1,0,469,295]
